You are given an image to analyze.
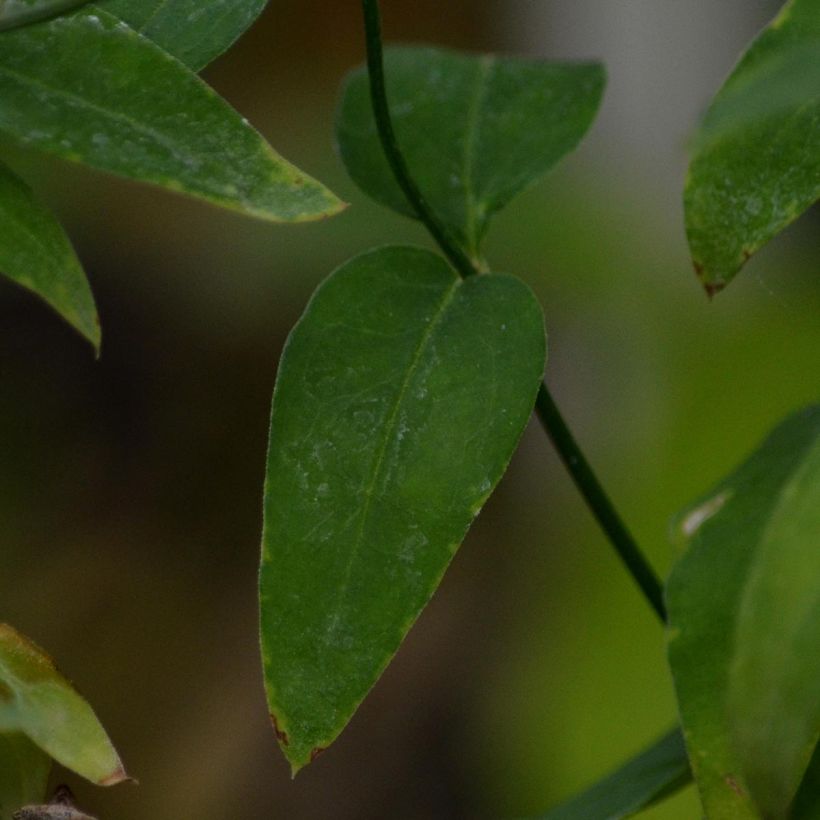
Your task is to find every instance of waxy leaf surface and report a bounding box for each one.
[337,47,604,258]
[0,734,50,820]
[0,161,98,349]
[0,9,342,222]
[685,0,820,293]
[98,0,268,72]
[536,729,691,820]
[0,0,88,31]
[260,246,546,771]
[0,624,127,787]
[666,406,820,819]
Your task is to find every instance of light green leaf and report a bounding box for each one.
[0,734,50,820]
[666,406,820,819]
[97,0,268,72]
[336,47,604,259]
[0,0,88,31]
[684,0,820,294]
[0,624,128,787]
[0,9,343,223]
[534,729,691,820]
[260,246,546,772]
[0,161,98,349]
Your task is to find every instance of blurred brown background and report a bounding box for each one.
[1,1,817,817]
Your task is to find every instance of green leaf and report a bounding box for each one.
[666,406,820,819]
[0,734,50,820]
[336,47,604,259]
[260,246,546,772]
[792,743,820,819]
[0,161,98,349]
[534,729,691,820]
[684,0,820,294]
[0,0,88,31]
[0,624,128,787]
[97,0,268,72]
[0,9,343,223]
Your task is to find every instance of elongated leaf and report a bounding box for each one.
[0,734,50,820]
[260,246,546,771]
[337,47,604,258]
[97,0,268,72]
[0,9,343,223]
[685,0,820,294]
[0,0,88,31]
[0,624,128,787]
[535,729,691,820]
[666,406,820,819]
[0,161,98,349]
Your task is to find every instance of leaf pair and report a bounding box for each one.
[0,0,343,351]
[260,46,604,772]
[0,624,126,819]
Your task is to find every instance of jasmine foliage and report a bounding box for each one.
[0,0,341,349]
[685,0,820,293]
[0,624,127,819]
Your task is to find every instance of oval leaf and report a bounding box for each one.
[337,47,605,258]
[0,161,98,349]
[684,0,820,294]
[0,0,88,31]
[666,406,820,819]
[97,0,268,72]
[0,734,51,819]
[535,729,691,820]
[0,624,127,787]
[260,246,546,771]
[0,9,343,223]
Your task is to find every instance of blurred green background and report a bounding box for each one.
[1,1,817,817]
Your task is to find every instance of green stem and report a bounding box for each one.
[360,0,666,624]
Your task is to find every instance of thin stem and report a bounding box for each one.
[360,0,666,623]
[361,0,476,279]
[535,385,667,621]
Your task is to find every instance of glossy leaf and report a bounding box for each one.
[98,0,268,72]
[0,9,343,223]
[536,729,691,820]
[0,161,98,349]
[666,406,820,819]
[260,246,546,771]
[0,734,50,820]
[685,0,820,294]
[0,624,128,787]
[0,0,88,31]
[337,47,604,258]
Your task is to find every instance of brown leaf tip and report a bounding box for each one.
[310,747,326,763]
[99,765,133,787]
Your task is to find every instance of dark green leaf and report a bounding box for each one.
[0,161,98,349]
[667,406,820,819]
[97,0,268,72]
[534,729,691,820]
[260,246,546,771]
[0,0,88,31]
[0,624,128,787]
[336,47,604,258]
[0,734,50,820]
[0,9,343,223]
[685,0,820,294]
[792,743,820,819]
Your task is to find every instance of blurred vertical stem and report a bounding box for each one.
[360,0,667,623]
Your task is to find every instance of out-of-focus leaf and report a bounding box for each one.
[666,406,820,819]
[0,0,88,31]
[0,161,98,349]
[260,246,546,772]
[0,9,343,223]
[534,729,691,820]
[0,624,128,787]
[337,47,604,258]
[792,743,820,819]
[685,0,820,294]
[0,734,50,820]
[98,0,268,72]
